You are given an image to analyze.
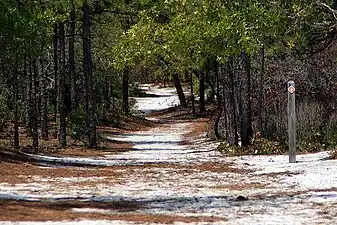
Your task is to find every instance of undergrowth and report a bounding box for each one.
[217,137,336,156]
[329,150,337,159]
[217,138,287,156]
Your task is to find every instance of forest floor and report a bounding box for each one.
[0,84,337,225]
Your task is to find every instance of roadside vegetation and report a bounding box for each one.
[0,0,336,156]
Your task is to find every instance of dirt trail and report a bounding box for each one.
[0,85,337,225]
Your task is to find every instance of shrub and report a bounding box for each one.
[69,108,87,141]
[217,137,287,156]
[329,150,337,159]
[0,93,9,125]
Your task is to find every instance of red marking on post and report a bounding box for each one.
[288,86,295,94]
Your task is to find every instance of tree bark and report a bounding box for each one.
[199,71,205,113]
[122,67,129,113]
[40,56,48,140]
[104,75,110,113]
[14,62,20,149]
[190,71,195,113]
[222,80,229,138]
[31,58,39,151]
[59,22,67,148]
[53,24,58,126]
[213,103,223,139]
[25,58,32,137]
[69,0,77,113]
[212,65,223,139]
[110,84,115,113]
[172,73,187,108]
[228,60,239,146]
[240,51,253,147]
[83,0,97,148]
[257,46,265,134]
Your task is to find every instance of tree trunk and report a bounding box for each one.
[53,24,58,126]
[59,22,67,148]
[104,75,110,113]
[110,84,115,113]
[199,71,205,113]
[40,56,48,140]
[240,51,253,147]
[83,0,97,148]
[216,64,220,101]
[122,67,129,113]
[172,73,187,108]
[257,46,265,134]
[14,62,20,149]
[228,60,239,146]
[69,0,77,113]
[212,65,223,139]
[190,72,195,113]
[212,103,223,139]
[25,58,32,137]
[31,58,39,151]
[222,80,229,138]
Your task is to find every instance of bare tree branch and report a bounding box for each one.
[316,1,337,21]
[92,9,137,16]
[90,16,115,25]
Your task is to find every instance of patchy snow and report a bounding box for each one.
[226,151,337,192]
[1,84,337,225]
[133,85,181,114]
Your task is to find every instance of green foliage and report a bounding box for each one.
[325,124,337,148]
[192,74,199,96]
[0,93,9,124]
[218,131,337,156]
[114,0,289,73]
[0,80,12,124]
[297,141,325,153]
[69,108,87,140]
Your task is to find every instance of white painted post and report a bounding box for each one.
[288,81,296,163]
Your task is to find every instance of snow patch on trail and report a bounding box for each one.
[227,152,337,192]
[105,120,220,164]
[133,85,183,114]
[1,85,337,225]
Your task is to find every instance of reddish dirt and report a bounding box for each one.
[0,161,124,184]
[0,109,232,223]
[0,200,226,223]
[0,159,235,223]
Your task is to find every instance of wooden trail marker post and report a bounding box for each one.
[288,81,296,163]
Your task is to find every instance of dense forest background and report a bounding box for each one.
[0,0,337,153]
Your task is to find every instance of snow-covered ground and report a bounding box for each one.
[133,84,182,114]
[0,84,336,225]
